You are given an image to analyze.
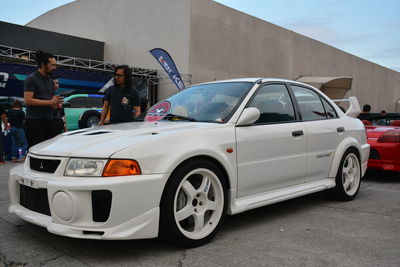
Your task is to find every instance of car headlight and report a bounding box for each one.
[65,159,107,177]
[64,158,141,177]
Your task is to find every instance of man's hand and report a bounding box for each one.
[50,96,63,109]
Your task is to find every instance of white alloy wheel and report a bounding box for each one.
[330,148,361,201]
[159,159,227,247]
[173,168,224,240]
[341,153,361,196]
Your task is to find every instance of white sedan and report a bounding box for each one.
[9,78,370,247]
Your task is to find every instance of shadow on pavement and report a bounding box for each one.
[363,169,400,182]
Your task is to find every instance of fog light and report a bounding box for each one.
[52,191,74,221]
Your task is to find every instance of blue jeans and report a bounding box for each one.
[10,127,28,159]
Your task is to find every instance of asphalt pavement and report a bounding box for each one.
[1,162,399,267]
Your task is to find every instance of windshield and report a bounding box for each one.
[145,82,253,123]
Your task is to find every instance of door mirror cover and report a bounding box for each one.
[236,107,260,126]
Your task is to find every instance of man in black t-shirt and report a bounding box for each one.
[24,51,63,147]
[357,104,372,121]
[99,65,141,125]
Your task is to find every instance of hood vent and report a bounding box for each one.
[67,130,88,136]
[85,131,112,136]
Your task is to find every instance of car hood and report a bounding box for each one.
[29,121,223,158]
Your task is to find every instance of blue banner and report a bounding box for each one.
[149,48,185,91]
[0,63,112,97]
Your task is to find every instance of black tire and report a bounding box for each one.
[159,159,228,248]
[78,110,100,129]
[329,148,361,201]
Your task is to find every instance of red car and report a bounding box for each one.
[363,116,400,172]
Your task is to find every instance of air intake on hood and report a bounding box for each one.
[67,130,88,136]
[85,131,112,136]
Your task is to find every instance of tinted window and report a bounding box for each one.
[291,86,326,121]
[321,97,338,118]
[67,97,86,108]
[248,84,295,124]
[86,97,103,108]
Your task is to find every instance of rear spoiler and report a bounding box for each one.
[332,96,361,118]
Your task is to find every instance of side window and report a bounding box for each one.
[321,97,338,118]
[291,86,326,121]
[248,84,295,124]
[68,97,87,108]
[86,97,103,108]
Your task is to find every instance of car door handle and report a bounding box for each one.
[292,130,304,137]
[337,127,345,133]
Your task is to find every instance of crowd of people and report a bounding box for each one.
[0,50,143,164]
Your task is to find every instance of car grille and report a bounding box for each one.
[19,184,51,216]
[30,157,61,173]
[369,149,380,160]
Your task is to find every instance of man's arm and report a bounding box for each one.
[99,101,110,125]
[133,106,141,118]
[24,92,61,108]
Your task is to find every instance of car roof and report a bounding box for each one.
[193,78,315,88]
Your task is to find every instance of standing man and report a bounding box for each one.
[357,104,371,120]
[0,106,10,164]
[99,65,141,125]
[24,51,63,147]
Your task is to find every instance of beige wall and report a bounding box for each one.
[189,1,400,112]
[28,0,400,111]
[28,0,193,100]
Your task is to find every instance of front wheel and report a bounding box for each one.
[330,148,361,201]
[159,159,227,247]
[79,110,100,129]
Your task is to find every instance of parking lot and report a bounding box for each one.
[0,163,399,267]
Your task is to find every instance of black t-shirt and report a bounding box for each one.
[7,109,25,128]
[24,71,54,120]
[357,113,371,120]
[104,85,140,124]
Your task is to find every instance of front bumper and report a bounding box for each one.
[8,159,169,240]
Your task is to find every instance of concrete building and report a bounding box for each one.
[27,0,400,111]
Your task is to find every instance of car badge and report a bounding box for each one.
[40,162,44,170]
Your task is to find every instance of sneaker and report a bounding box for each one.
[12,158,20,163]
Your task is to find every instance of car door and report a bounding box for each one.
[290,85,344,182]
[236,83,308,198]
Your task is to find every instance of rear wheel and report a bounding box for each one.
[159,159,227,247]
[330,148,361,201]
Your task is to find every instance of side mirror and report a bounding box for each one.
[236,107,260,126]
[62,102,71,108]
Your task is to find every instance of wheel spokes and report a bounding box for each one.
[199,175,211,195]
[194,212,205,232]
[176,204,194,222]
[182,180,197,200]
[206,200,218,211]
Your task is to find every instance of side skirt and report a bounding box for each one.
[228,178,336,215]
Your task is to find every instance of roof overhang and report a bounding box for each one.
[296,76,353,99]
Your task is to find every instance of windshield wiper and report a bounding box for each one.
[163,113,198,122]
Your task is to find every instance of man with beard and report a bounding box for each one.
[24,51,63,147]
[98,65,141,125]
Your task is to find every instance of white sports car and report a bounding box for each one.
[9,78,370,247]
